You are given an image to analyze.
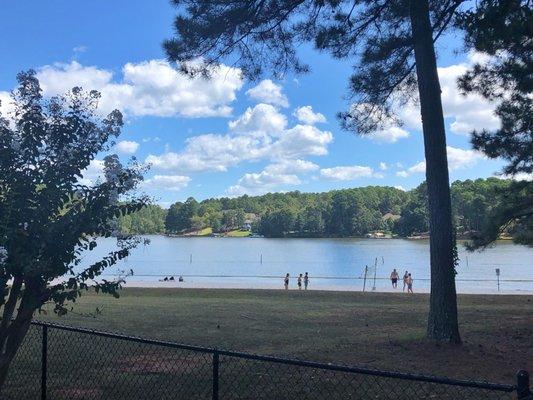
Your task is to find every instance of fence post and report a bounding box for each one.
[517,370,532,399]
[212,350,219,400]
[41,325,48,400]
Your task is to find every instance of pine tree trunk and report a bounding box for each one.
[409,0,461,343]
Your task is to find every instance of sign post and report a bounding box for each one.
[363,266,368,292]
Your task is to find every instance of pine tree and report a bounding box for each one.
[458,0,532,248]
[164,0,463,342]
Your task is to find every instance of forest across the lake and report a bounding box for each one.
[118,177,525,240]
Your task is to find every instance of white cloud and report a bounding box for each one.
[446,146,485,170]
[293,106,326,125]
[146,104,332,174]
[439,64,500,135]
[396,146,485,177]
[229,103,287,135]
[350,54,500,140]
[392,57,500,135]
[0,91,15,118]
[394,185,406,191]
[73,45,87,54]
[79,159,105,186]
[270,124,333,158]
[115,140,139,155]
[227,170,300,196]
[346,103,410,143]
[226,159,318,196]
[379,162,388,171]
[142,136,161,143]
[320,165,376,181]
[246,79,288,107]
[35,60,243,118]
[146,133,263,173]
[499,172,533,182]
[264,159,319,175]
[225,159,319,197]
[142,175,190,191]
[371,126,410,143]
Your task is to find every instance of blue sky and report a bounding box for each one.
[0,1,507,206]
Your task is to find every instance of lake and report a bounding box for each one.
[78,236,533,294]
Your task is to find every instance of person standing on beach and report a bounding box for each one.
[402,271,409,292]
[284,273,290,290]
[390,269,399,289]
[304,272,309,290]
[406,273,414,293]
[297,274,303,290]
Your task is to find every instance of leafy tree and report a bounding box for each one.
[258,209,296,237]
[190,215,206,231]
[165,0,463,342]
[394,183,430,236]
[222,209,238,230]
[457,0,532,248]
[0,72,147,388]
[118,204,166,234]
[165,201,183,233]
[235,209,246,228]
[467,180,532,248]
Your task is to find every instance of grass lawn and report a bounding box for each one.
[225,229,251,237]
[194,227,213,236]
[28,288,532,384]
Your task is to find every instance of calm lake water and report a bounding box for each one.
[80,235,533,294]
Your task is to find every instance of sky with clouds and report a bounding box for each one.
[0,1,509,206]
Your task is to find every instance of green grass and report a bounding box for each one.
[225,229,251,237]
[4,289,532,399]
[196,227,213,236]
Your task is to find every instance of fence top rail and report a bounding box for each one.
[30,320,516,393]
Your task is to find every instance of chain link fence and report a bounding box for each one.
[2,321,530,400]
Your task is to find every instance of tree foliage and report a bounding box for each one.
[118,204,166,235]
[0,72,148,386]
[165,0,462,133]
[160,180,516,240]
[457,0,532,248]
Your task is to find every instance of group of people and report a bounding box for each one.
[160,276,184,282]
[390,269,413,293]
[284,272,309,290]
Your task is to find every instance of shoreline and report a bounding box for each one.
[154,233,517,241]
[119,279,533,295]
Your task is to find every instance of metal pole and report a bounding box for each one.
[372,257,377,291]
[517,370,531,399]
[212,350,219,400]
[260,254,262,264]
[363,266,368,292]
[190,254,193,264]
[41,325,48,400]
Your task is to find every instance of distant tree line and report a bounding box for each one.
[119,178,521,240]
